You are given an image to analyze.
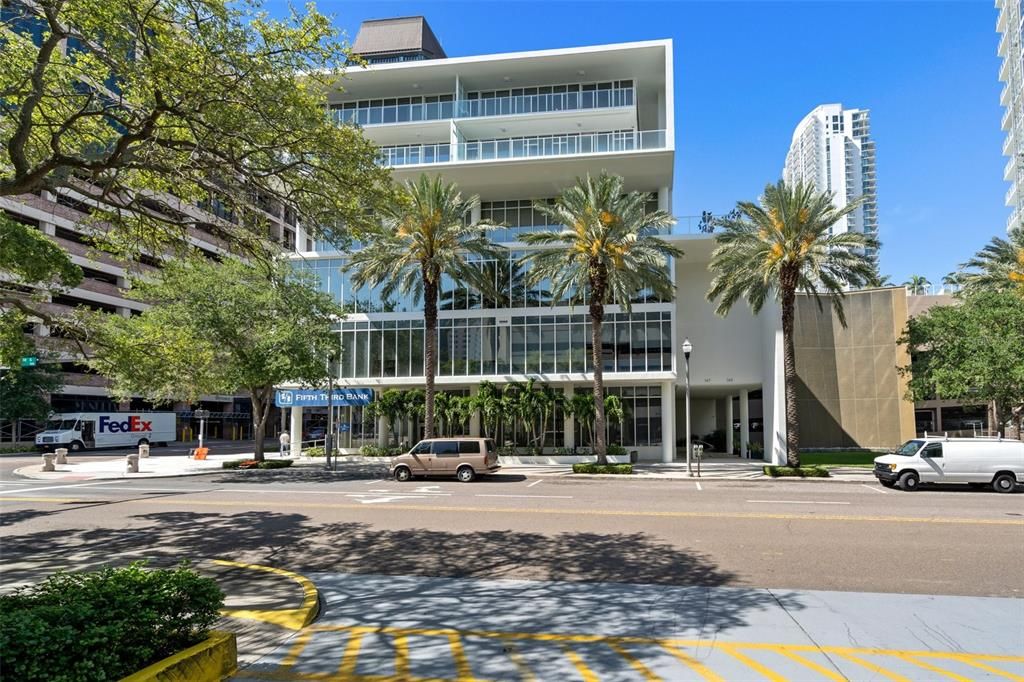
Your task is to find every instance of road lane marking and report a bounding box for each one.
[951,655,1024,680]
[502,642,536,682]
[0,480,117,495]
[560,644,599,682]
[777,648,847,681]
[475,494,573,499]
[527,480,542,488]
[278,631,312,668]
[836,650,912,681]
[660,644,725,681]
[863,483,889,493]
[723,645,787,681]
[337,631,363,677]
[607,642,660,681]
[393,634,410,679]
[3,496,1020,526]
[695,482,703,491]
[747,499,851,505]
[899,654,972,681]
[447,632,473,680]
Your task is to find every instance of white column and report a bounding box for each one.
[661,381,676,463]
[377,414,388,447]
[289,406,303,458]
[562,385,575,451]
[469,385,481,437]
[725,396,734,455]
[740,389,750,458]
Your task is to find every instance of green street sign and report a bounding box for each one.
[20,356,38,368]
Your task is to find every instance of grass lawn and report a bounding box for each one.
[798,450,881,467]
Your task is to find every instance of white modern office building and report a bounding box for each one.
[997,0,1024,232]
[285,18,914,464]
[783,104,878,259]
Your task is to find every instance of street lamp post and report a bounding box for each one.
[325,353,335,471]
[194,408,210,451]
[682,338,693,476]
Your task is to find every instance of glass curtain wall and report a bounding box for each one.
[574,385,663,448]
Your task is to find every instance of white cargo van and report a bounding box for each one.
[35,412,177,452]
[874,437,1024,492]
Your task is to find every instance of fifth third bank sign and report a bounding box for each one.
[274,388,373,408]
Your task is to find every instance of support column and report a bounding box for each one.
[469,385,481,437]
[563,385,575,451]
[289,406,303,458]
[661,381,676,463]
[725,396,734,456]
[740,389,750,459]
[377,415,388,447]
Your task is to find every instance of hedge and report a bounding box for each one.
[572,463,633,475]
[222,459,293,470]
[0,562,224,682]
[763,465,830,478]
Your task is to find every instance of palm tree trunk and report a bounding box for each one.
[423,271,437,440]
[590,302,608,465]
[780,273,800,467]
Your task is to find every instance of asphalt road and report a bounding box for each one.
[1,468,1022,597]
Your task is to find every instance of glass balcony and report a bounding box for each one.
[458,129,666,162]
[456,87,634,118]
[378,143,451,167]
[333,99,455,126]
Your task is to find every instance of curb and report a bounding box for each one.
[120,630,237,682]
[213,560,320,631]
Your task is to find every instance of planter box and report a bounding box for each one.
[120,631,236,682]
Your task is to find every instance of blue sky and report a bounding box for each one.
[269,1,1006,288]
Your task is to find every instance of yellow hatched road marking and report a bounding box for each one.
[659,645,725,682]
[951,656,1024,681]
[836,651,911,682]
[776,647,846,682]
[501,642,536,682]
[899,654,973,681]
[446,633,475,681]
[338,631,365,677]
[560,644,600,682]
[392,634,410,679]
[722,645,788,681]
[278,631,313,669]
[606,642,662,681]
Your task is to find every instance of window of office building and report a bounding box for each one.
[331,94,455,125]
[574,385,662,448]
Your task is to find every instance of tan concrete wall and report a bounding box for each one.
[793,287,916,449]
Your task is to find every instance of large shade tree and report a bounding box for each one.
[87,257,340,460]
[707,180,877,467]
[1,0,390,339]
[344,175,504,439]
[518,172,679,463]
[959,225,1024,297]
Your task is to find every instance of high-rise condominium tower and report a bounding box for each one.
[997,0,1024,232]
[783,104,878,259]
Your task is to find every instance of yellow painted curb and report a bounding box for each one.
[213,559,320,631]
[120,630,236,682]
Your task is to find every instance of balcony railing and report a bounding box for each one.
[458,130,666,162]
[378,143,452,166]
[456,88,634,118]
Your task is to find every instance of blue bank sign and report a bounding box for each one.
[274,388,374,408]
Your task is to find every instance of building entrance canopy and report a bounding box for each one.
[274,388,374,408]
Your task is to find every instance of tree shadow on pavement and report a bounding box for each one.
[0,509,800,636]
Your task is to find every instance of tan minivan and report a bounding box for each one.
[390,438,500,482]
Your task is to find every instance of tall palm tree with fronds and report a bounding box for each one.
[903,275,931,295]
[345,175,504,438]
[518,172,679,463]
[707,180,877,467]
[960,225,1024,296]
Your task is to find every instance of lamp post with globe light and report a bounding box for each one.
[682,338,693,476]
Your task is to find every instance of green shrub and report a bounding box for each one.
[302,446,326,457]
[359,445,402,457]
[763,465,830,478]
[606,444,627,457]
[0,562,223,682]
[223,459,293,469]
[222,459,244,469]
[257,459,292,469]
[572,463,633,475]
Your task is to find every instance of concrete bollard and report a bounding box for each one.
[41,453,56,472]
[139,443,150,458]
[55,448,68,464]
[126,453,139,474]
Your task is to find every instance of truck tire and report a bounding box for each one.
[69,441,83,452]
[898,470,920,491]
[992,472,1017,494]
[137,438,150,447]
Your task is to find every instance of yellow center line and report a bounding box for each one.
[607,641,662,681]
[776,647,847,682]
[898,654,972,681]
[722,645,788,681]
[659,645,725,682]
[835,651,911,682]
[560,644,600,682]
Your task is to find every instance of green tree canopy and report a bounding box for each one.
[959,226,1024,297]
[86,257,340,459]
[707,180,876,466]
[900,289,1024,437]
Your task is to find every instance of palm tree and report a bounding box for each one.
[518,172,679,463]
[903,275,931,295]
[707,180,876,467]
[345,175,504,439]
[959,226,1024,296]
[473,381,502,440]
[941,272,964,292]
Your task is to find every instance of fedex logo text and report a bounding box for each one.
[98,415,153,433]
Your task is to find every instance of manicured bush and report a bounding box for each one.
[257,459,293,469]
[0,562,223,682]
[763,465,830,478]
[606,444,627,457]
[222,459,292,469]
[302,446,326,457]
[572,463,633,475]
[359,444,403,457]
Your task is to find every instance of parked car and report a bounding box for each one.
[304,426,326,441]
[390,438,500,482]
[874,437,1024,492]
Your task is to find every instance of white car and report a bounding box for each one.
[874,437,1024,492]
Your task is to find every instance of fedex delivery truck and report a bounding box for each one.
[35,412,177,451]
